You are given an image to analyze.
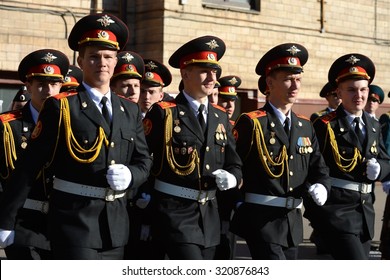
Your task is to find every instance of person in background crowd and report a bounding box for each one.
[230,43,330,260]
[306,53,390,259]
[110,51,144,103]
[143,35,242,259]
[0,13,152,260]
[0,49,69,259]
[60,65,83,93]
[9,86,30,111]
[310,82,341,123]
[217,75,241,126]
[139,59,172,119]
[364,84,384,121]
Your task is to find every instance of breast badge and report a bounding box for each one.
[297,137,313,154]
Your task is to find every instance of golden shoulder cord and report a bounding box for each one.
[326,122,361,172]
[60,98,109,163]
[153,107,200,177]
[252,118,289,180]
[1,122,17,179]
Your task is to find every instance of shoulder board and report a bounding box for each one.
[0,110,22,123]
[157,101,177,109]
[320,111,337,124]
[210,103,226,112]
[246,110,267,119]
[229,120,235,126]
[52,91,78,100]
[296,114,310,121]
[313,109,326,116]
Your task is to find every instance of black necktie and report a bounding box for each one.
[101,96,111,126]
[284,117,290,139]
[353,117,365,145]
[198,104,207,135]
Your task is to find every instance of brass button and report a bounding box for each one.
[289,187,293,191]
[289,171,293,176]
[205,164,210,170]
[206,146,210,152]
[110,142,115,147]
[83,139,88,144]
[110,160,116,165]
[290,155,294,159]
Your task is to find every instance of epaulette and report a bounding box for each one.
[52,91,78,99]
[320,111,337,124]
[246,110,267,119]
[0,110,22,123]
[157,101,177,109]
[210,103,226,112]
[296,114,310,121]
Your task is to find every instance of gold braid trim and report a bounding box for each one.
[1,122,17,179]
[326,122,361,172]
[153,107,199,177]
[252,118,288,179]
[60,98,109,163]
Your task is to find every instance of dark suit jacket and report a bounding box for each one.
[144,92,242,248]
[0,88,152,249]
[306,105,390,239]
[230,102,330,247]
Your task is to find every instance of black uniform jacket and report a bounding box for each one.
[230,102,330,247]
[0,103,51,250]
[305,105,390,239]
[310,107,332,123]
[0,87,152,248]
[143,92,242,248]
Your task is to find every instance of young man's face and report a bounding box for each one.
[337,79,369,115]
[111,78,141,103]
[267,70,302,108]
[181,65,217,100]
[217,97,236,119]
[139,85,164,113]
[26,79,62,111]
[78,46,118,88]
[364,95,379,115]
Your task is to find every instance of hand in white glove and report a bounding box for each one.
[106,164,132,191]
[212,169,237,191]
[308,183,328,206]
[366,158,380,181]
[135,193,151,209]
[139,224,151,241]
[0,229,15,248]
[382,181,390,195]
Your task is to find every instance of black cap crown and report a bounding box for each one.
[68,13,129,51]
[13,86,30,102]
[218,75,241,100]
[18,49,70,83]
[169,35,225,69]
[112,51,144,81]
[142,59,172,87]
[319,82,337,98]
[256,43,308,76]
[368,84,384,104]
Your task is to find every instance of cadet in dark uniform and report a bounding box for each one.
[230,43,330,260]
[60,65,83,93]
[110,51,145,103]
[378,89,390,259]
[306,53,390,259]
[365,84,384,120]
[9,86,31,111]
[0,49,69,259]
[143,35,242,260]
[310,82,341,123]
[0,13,152,260]
[124,58,172,260]
[214,75,241,260]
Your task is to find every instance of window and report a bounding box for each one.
[203,0,260,12]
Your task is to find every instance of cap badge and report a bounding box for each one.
[349,67,358,73]
[345,55,360,65]
[288,57,298,66]
[206,39,219,50]
[97,15,115,27]
[207,53,216,61]
[228,87,235,93]
[44,66,54,75]
[42,52,57,63]
[145,72,154,79]
[228,77,238,85]
[286,45,301,56]
[126,65,134,71]
[146,61,158,70]
[64,76,71,82]
[98,30,109,40]
[122,53,134,62]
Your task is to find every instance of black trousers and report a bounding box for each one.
[51,245,124,260]
[165,242,216,260]
[245,236,298,260]
[328,233,371,260]
[5,245,51,260]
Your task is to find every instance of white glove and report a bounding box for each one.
[139,224,151,241]
[366,158,381,181]
[135,193,151,209]
[382,181,390,195]
[0,229,15,248]
[308,183,328,206]
[212,169,237,191]
[106,164,132,191]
